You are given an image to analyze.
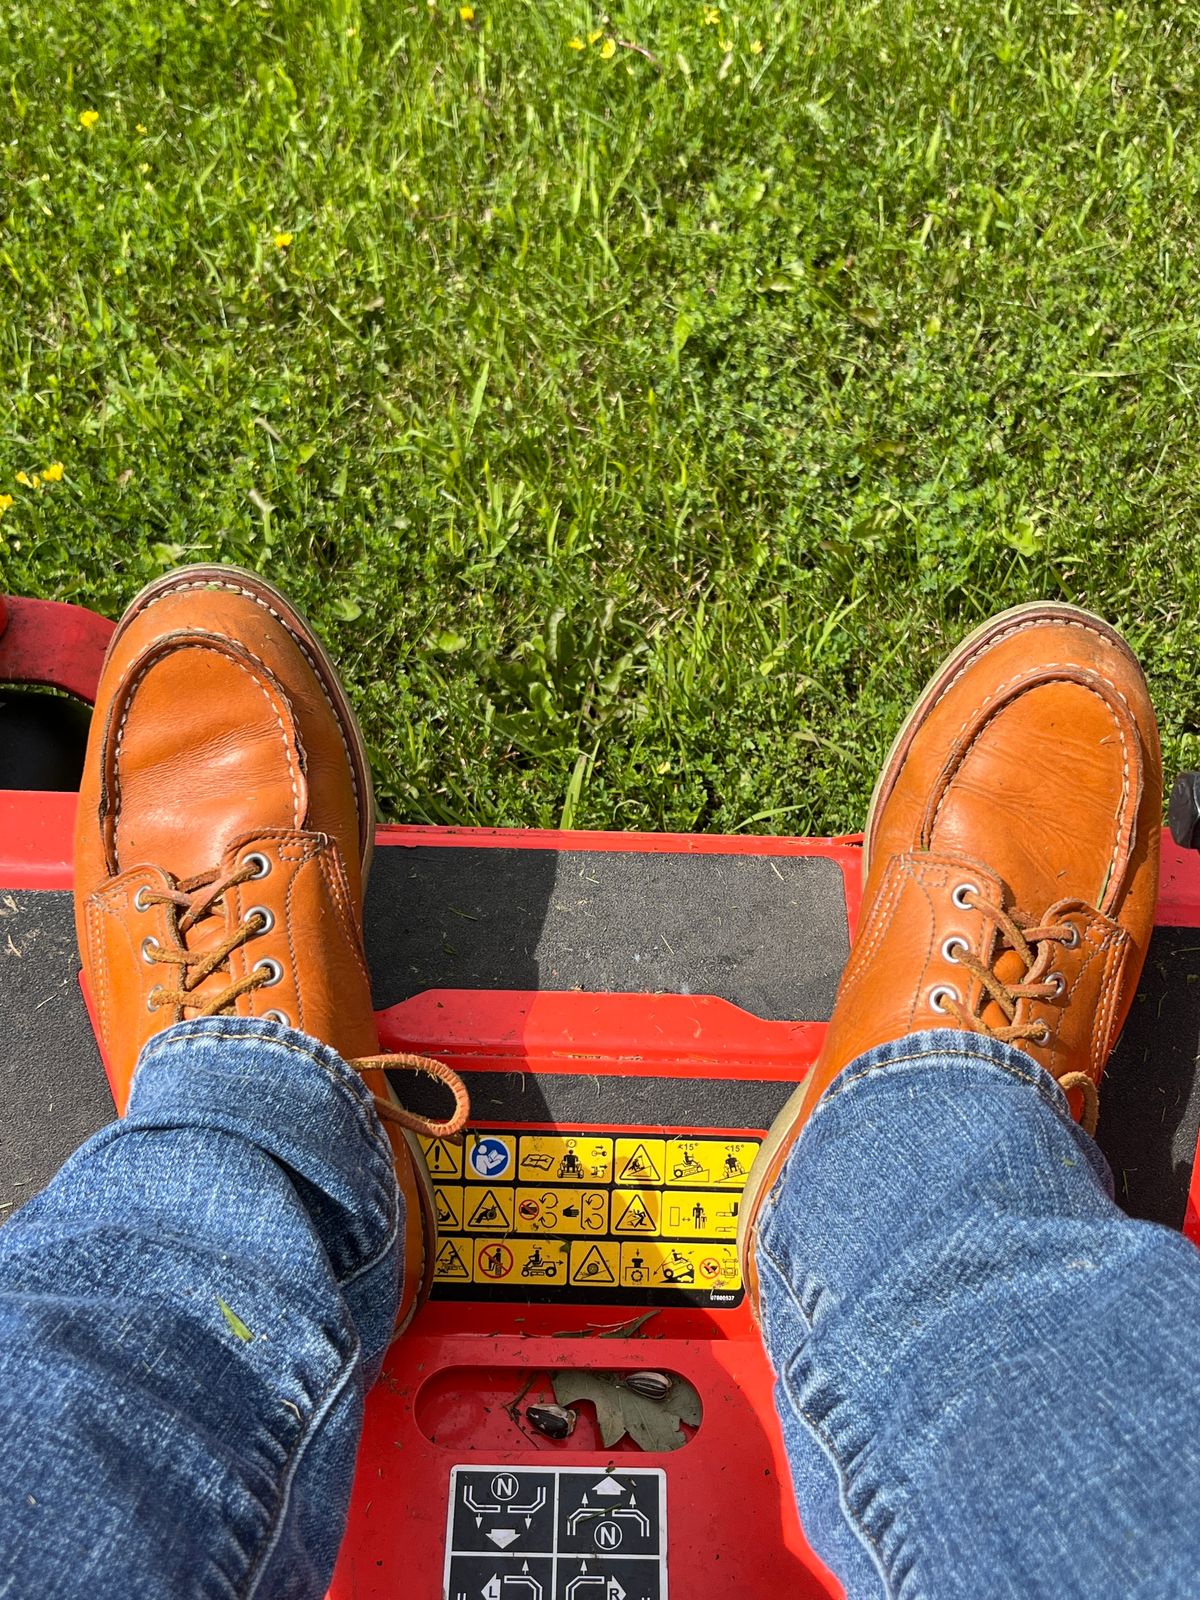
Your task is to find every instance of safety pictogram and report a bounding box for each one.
[515,1188,608,1237]
[615,1141,663,1186]
[435,1239,472,1282]
[422,1136,463,1179]
[518,1135,613,1185]
[469,1188,515,1232]
[612,1192,659,1235]
[569,1242,618,1286]
[445,1466,666,1600]
[436,1186,465,1231]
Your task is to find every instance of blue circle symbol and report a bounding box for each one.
[469,1137,511,1179]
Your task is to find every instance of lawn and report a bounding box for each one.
[3,0,1200,832]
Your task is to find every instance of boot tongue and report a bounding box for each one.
[979,946,1028,1032]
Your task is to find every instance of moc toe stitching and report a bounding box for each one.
[140,574,363,832]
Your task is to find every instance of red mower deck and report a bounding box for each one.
[6,598,1200,1599]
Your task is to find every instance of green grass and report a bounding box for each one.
[4,0,1200,831]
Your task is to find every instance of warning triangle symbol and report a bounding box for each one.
[468,1188,509,1229]
[614,1193,655,1232]
[573,1244,616,1284]
[617,1143,662,1184]
[435,1240,470,1280]
[434,1190,454,1225]
[426,1142,459,1177]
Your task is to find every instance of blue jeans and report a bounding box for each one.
[2,1023,1199,1597]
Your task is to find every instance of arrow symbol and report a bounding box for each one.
[487,1528,520,1549]
[591,1475,624,1497]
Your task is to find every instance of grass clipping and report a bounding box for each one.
[552,1371,701,1453]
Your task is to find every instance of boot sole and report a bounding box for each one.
[735,600,1145,1308]
[111,562,440,1327]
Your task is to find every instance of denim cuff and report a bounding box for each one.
[128,1016,400,1288]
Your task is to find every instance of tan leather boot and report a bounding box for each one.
[737,602,1161,1315]
[75,563,469,1334]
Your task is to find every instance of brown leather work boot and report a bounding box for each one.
[75,563,469,1333]
[737,602,1161,1315]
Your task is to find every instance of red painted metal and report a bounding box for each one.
[0,595,113,701]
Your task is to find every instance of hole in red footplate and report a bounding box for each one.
[413,1364,701,1453]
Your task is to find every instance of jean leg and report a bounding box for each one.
[758,1029,1200,1600]
[0,1017,402,1600]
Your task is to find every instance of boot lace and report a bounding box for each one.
[139,860,470,1142]
[941,886,1098,1136]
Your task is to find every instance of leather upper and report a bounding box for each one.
[739,604,1162,1315]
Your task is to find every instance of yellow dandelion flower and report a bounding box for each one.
[568,36,585,49]
[587,28,603,43]
[600,35,616,58]
[79,109,100,128]
[0,495,14,514]
[459,4,474,18]
[274,232,294,249]
[30,474,42,489]
[750,38,763,53]
[136,122,148,133]
[41,462,64,482]
[15,471,31,486]
[703,7,720,25]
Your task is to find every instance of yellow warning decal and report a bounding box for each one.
[433,1185,465,1233]
[434,1125,761,1304]
[420,1136,463,1181]
[611,1189,661,1236]
[620,1240,742,1292]
[660,1189,741,1241]
[434,1237,472,1282]
[474,1237,569,1286]
[664,1138,758,1187]
[514,1187,609,1236]
[569,1240,620,1287]
[466,1187,514,1232]
[517,1134,613,1185]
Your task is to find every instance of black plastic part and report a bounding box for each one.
[1169,771,1200,851]
[0,688,91,792]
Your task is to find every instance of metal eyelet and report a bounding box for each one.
[245,905,274,936]
[146,984,163,1012]
[262,1009,292,1026]
[941,936,968,963]
[1031,1021,1051,1044]
[141,936,160,962]
[134,886,154,912]
[1046,972,1066,998]
[1061,923,1080,949]
[951,883,978,911]
[243,852,271,880]
[929,984,960,1014]
[253,957,284,987]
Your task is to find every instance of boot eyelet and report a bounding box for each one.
[1061,923,1080,949]
[930,984,960,1013]
[941,936,968,963]
[243,852,271,879]
[951,883,978,910]
[254,957,284,987]
[1047,972,1066,998]
[141,936,160,962]
[146,984,163,1011]
[1032,1021,1051,1044]
[245,905,274,936]
[262,1008,292,1026]
[134,886,154,912]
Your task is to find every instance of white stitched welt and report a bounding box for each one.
[149,577,362,820]
[925,614,1138,723]
[930,666,1132,892]
[112,642,301,847]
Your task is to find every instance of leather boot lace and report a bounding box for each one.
[943,887,1099,1136]
[140,861,471,1142]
